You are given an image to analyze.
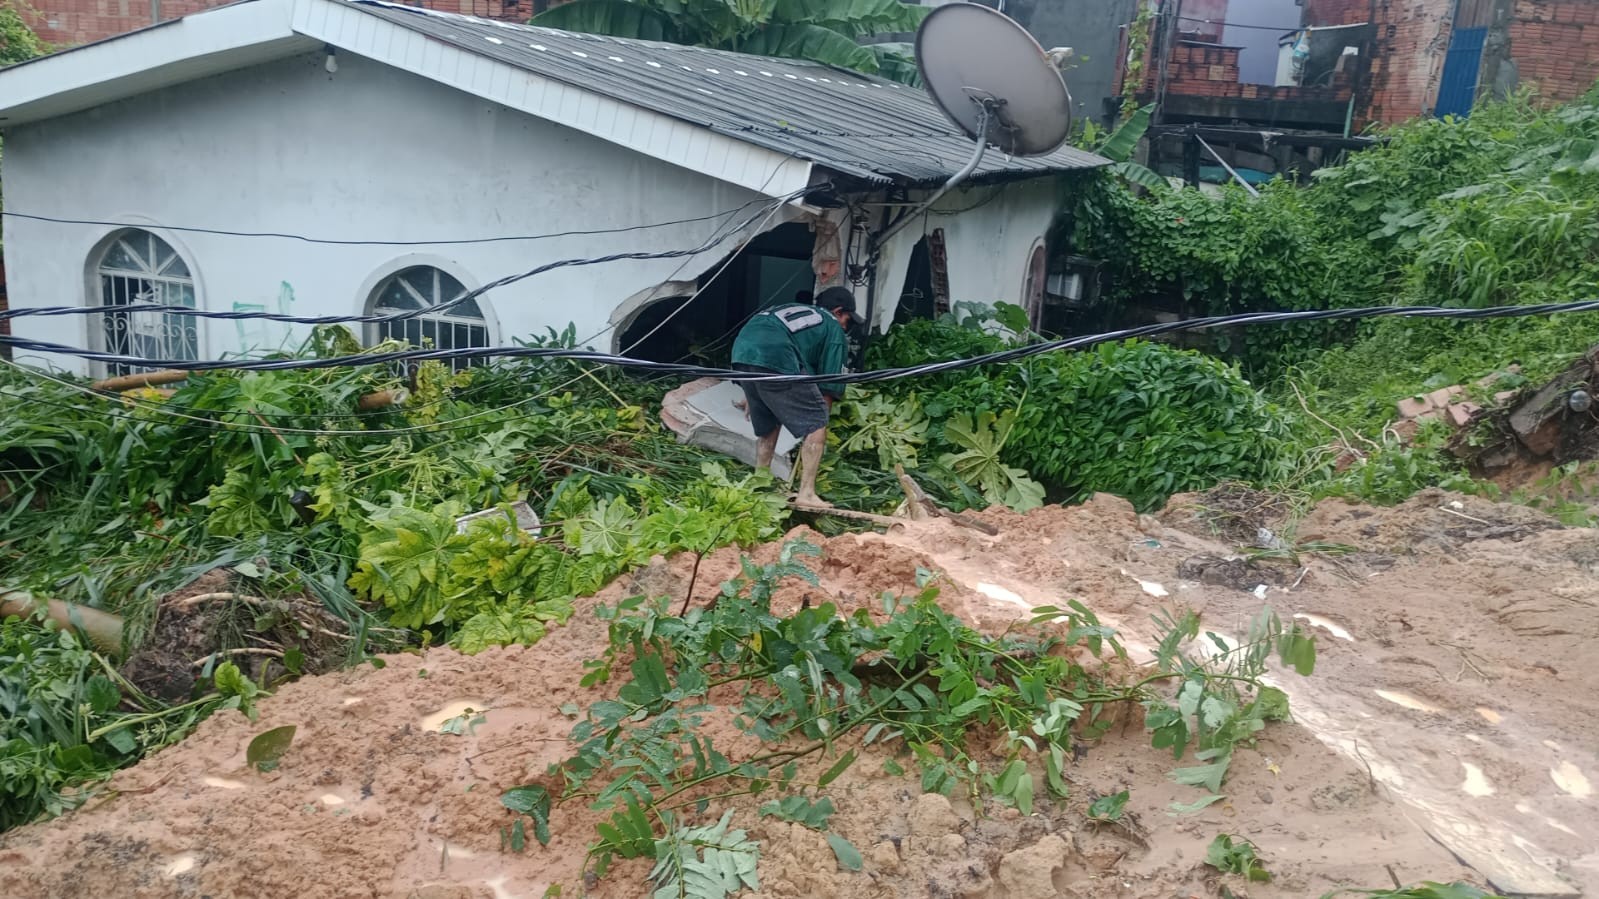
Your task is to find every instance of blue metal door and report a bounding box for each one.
[1436,26,1487,119]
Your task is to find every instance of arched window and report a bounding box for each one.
[366,266,489,370]
[96,230,198,376]
[1020,240,1047,331]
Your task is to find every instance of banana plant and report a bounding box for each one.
[531,0,928,83]
[1093,104,1167,190]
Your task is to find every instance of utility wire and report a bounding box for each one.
[9,301,1599,412]
[0,201,782,247]
[0,190,813,330]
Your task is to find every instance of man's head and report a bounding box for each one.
[815,286,864,329]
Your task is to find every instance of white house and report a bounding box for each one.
[0,0,1106,377]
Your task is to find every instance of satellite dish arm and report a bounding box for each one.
[873,104,994,251]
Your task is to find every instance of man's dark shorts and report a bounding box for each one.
[735,364,830,439]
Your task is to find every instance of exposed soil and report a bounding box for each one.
[121,570,360,702]
[3,489,1597,899]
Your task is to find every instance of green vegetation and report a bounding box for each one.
[530,0,927,84]
[0,330,791,828]
[503,541,1313,890]
[842,318,1291,512]
[1205,833,1271,882]
[2,70,1597,899]
[1067,88,1599,509]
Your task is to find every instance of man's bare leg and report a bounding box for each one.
[754,429,779,472]
[793,427,829,507]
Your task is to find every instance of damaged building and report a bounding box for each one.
[0,0,1108,380]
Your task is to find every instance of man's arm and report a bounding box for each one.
[815,324,850,399]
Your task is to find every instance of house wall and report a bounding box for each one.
[872,178,1060,330]
[1027,0,1142,125]
[1303,0,1371,27]
[0,51,777,375]
[1507,0,1599,104]
[1361,0,1453,123]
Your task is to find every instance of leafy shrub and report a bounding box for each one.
[852,322,1290,512]
[1008,341,1290,511]
[347,465,786,652]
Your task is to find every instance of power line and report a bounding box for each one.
[8,299,1599,392]
[0,202,781,247]
[0,190,814,330]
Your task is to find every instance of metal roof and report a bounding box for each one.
[343,0,1108,185]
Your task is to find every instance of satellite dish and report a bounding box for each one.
[915,3,1073,157]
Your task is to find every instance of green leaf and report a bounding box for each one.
[1168,793,1227,816]
[502,785,554,846]
[1170,750,1231,793]
[826,833,864,872]
[733,23,879,73]
[1087,789,1129,821]
[83,676,120,714]
[246,725,297,773]
[1098,104,1152,162]
[759,795,835,830]
[102,727,138,755]
[1205,833,1270,882]
[530,0,676,41]
[818,750,857,787]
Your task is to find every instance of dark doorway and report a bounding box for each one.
[617,221,816,365]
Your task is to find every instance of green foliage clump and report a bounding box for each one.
[516,541,1311,893]
[843,318,1290,512]
[0,327,788,829]
[1073,88,1599,378]
[347,464,784,651]
[1,615,261,829]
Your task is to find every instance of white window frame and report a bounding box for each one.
[92,229,200,377]
[364,264,493,370]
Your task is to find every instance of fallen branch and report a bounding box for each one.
[165,592,275,612]
[191,647,284,668]
[91,369,190,392]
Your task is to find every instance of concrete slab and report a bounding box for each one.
[661,378,799,480]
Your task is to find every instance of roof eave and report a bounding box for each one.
[0,0,315,127]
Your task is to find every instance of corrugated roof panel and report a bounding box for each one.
[341,0,1108,184]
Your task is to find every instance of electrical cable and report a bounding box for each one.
[607,200,791,357]
[10,298,1599,387]
[0,200,785,248]
[570,162,804,353]
[0,190,814,330]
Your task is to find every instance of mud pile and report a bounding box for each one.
[2,490,1595,899]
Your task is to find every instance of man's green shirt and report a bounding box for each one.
[731,303,850,398]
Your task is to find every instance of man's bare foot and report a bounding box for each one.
[793,492,832,509]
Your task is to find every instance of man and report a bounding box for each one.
[731,286,862,508]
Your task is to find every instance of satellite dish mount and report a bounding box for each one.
[877,4,1073,247]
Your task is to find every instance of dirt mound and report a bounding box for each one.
[3,493,1597,899]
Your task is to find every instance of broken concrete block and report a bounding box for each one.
[661,378,798,480]
[1390,418,1420,443]
[1396,396,1434,420]
[1426,385,1465,408]
[1445,402,1481,428]
[1494,390,1518,405]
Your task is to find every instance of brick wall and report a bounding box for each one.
[1509,0,1599,104]
[1303,0,1370,28]
[1140,39,1354,103]
[25,0,547,48]
[1361,0,1453,124]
